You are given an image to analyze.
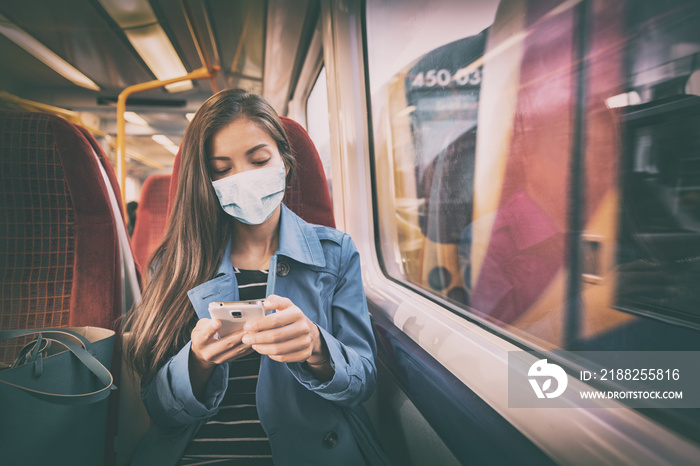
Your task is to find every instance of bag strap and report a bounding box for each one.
[11,335,52,369]
[0,329,115,405]
[0,328,91,350]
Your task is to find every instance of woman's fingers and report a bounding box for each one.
[244,304,303,333]
[253,338,313,361]
[192,318,221,343]
[191,319,220,367]
[218,345,255,362]
[191,318,252,365]
[261,294,293,312]
[242,296,324,363]
[244,320,307,345]
[248,321,313,358]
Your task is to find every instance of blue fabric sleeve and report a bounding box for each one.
[141,341,229,427]
[287,234,377,407]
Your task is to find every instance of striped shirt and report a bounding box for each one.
[179,269,272,466]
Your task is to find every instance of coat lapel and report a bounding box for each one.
[186,237,239,319]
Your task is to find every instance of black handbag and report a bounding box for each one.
[0,327,116,466]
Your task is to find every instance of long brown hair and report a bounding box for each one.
[124,89,295,381]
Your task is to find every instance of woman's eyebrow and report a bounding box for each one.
[245,143,269,156]
[208,143,270,161]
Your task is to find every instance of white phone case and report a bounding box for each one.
[208,300,265,336]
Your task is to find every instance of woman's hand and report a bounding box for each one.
[189,318,254,400]
[242,295,332,375]
[191,318,254,368]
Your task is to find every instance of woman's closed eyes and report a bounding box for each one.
[209,157,272,175]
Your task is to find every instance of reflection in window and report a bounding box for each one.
[369,23,490,311]
[366,0,700,351]
[409,34,485,306]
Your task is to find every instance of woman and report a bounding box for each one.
[125,89,387,465]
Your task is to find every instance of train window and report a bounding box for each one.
[366,0,700,349]
[306,67,333,197]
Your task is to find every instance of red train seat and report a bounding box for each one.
[0,111,127,361]
[131,174,172,274]
[75,125,142,307]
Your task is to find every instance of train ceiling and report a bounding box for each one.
[0,0,316,176]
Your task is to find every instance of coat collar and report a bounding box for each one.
[277,204,326,268]
[214,203,326,277]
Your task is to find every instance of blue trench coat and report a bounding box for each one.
[131,205,389,466]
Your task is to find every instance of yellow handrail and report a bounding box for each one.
[116,65,219,214]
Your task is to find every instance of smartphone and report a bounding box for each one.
[208,300,265,337]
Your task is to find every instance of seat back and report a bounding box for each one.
[76,125,142,310]
[131,173,172,273]
[0,111,123,360]
[77,127,125,221]
[167,116,335,227]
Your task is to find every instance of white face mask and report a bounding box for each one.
[212,164,286,225]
